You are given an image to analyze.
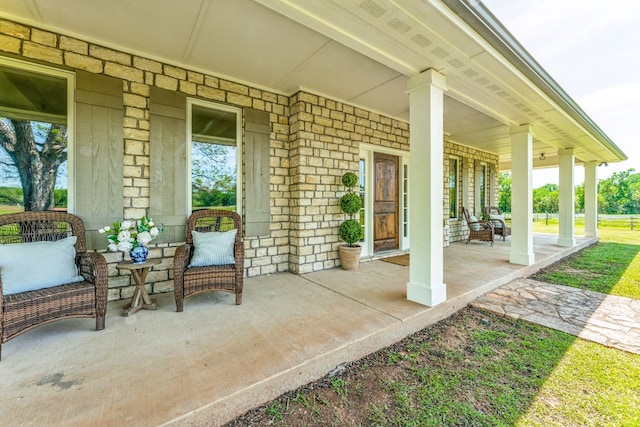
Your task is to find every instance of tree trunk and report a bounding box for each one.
[0,119,66,211]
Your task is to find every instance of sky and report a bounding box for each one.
[481,0,640,187]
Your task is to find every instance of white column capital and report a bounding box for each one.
[558,147,575,156]
[406,68,447,93]
[510,124,535,137]
[585,160,599,168]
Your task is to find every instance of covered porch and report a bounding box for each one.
[0,234,595,426]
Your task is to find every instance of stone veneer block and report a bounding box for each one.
[64,52,103,73]
[60,36,88,54]
[90,45,131,65]
[0,34,21,53]
[104,62,144,82]
[31,28,56,46]
[0,20,29,39]
[23,41,62,64]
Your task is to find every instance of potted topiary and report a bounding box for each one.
[338,171,364,270]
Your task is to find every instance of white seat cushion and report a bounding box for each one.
[0,236,84,295]
[489,213,505,228]
[189,229,238,267]
[468,215,483,231]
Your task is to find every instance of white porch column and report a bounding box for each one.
[405,69,447,307]
[584,161,598,238]
[557,148,575,247]
[510,125,535,265]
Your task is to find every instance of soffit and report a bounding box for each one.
[0,0,624,168]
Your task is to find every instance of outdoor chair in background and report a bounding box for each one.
[0,211,108,360]
[173,209,244,311]
[484,206,511,241]
[462,207,494,246]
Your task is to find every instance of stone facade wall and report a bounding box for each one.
[444,142,499,243]
[288,92,409,273]
[0,18,291,300]
[0,18,499,300]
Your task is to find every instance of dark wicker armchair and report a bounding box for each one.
[173,209,244,311]
[0,211,108,360]
[484,206,511,241]
[462,207,494,246]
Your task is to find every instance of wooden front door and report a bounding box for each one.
[373,152,399,252]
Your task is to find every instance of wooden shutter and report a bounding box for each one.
[75,71,124,250]
[149,87,187,243]
[244,108,270,237]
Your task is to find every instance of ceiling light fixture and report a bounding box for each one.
[539,153,545,161]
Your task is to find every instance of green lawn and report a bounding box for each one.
[532,220,640,299]
[516,338,640,426]
[0,204,24,215]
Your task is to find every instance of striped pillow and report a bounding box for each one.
[468,216,482,231]
[189,229,237,267]
[489,214,504,228]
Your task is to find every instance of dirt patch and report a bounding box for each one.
[224,307,566,426]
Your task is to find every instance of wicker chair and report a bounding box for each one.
[484,206,511,241]
[0,211,108,360]
[173,209,244,311]
[462,207,494,246]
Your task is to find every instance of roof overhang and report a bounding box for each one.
[0,0,627,168]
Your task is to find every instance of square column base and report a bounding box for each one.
[407,281,446,307]
[509,252,535,266]
[557,237,576,247]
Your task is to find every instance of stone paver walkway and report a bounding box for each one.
[471,278,640,354]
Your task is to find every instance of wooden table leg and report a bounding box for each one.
[123,267,158,316]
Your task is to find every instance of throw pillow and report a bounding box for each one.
[189,229,238,267]
[489,213,505,228]
[0,236,84,295]
[468,215,483,231]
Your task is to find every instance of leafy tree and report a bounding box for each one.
[54,189,68,208]
[498,172,511,213]
[597,169,640,214]
[0,118,67,211]
[0,186,23,205]
[575,183,584,213]
[191,141,236,208]
[533,183,559,214]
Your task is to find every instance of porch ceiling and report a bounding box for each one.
[0,0,626,169]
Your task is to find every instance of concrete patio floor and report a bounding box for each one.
[0,234,595,427]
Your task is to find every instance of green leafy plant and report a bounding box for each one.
[340,192,361,215]
[338,172,363,247]
[339,220,363,245]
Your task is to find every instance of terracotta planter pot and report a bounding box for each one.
[339,245,362,270]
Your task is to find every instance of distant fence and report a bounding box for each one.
[530,213,637,230]
[594,215,637,230]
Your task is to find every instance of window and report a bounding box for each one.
[480,164,487,216]
[0,59,74,212]
[188,100,241,212]
[449,157,459,219]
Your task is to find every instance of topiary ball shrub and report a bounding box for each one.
[340,192,362,215]
[342,171,358,189]
[339,219,363,246]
